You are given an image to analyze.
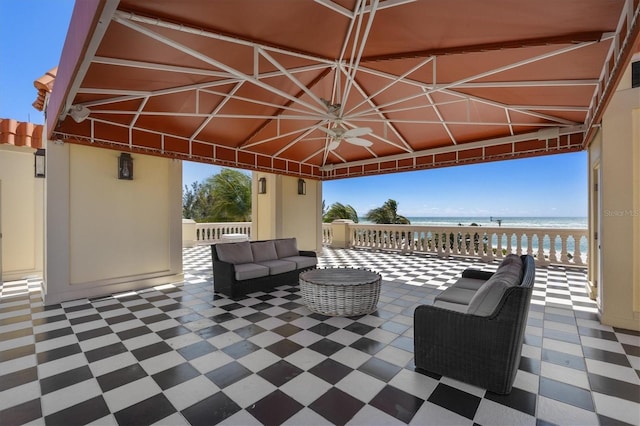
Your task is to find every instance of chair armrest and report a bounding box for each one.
[461,268,494,281]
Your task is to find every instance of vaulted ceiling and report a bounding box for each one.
[48,0,639,180]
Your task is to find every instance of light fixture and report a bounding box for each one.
[68,105,90,123]
[118,153,133,180]
[34,148,45,178]
[258,177,266,194]
[297,178,306,195]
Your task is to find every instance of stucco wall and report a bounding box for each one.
[0,145,43,280]
[251,172,322,252]
[45,143,183,304]
[592,82,640,330]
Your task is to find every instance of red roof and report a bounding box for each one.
[32,67,57,112]
[0,119,44,149]
[46,0,640,180]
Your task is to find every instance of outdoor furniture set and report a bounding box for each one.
[212,239,534,394]
[211,238,317,298]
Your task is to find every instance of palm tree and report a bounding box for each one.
[208,169,252,222]
[364,199,410,224]
[323,202,359,223]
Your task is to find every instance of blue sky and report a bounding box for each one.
[1,1,587,218]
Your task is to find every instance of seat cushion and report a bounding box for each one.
[275,238,299,258]
[433,300,469,313]
[434,287,477,305]
[451,277,486,291]
[280,255,317,269]
[255,259,297,275]
[234,263,269,281]
[216,241,253,264]
[251,241,278,262]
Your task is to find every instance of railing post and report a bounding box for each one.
[330,219,354,249]
[182,219,197,248]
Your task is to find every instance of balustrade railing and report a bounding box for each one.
[188,221,587,266]
[323,223,588,267]
[194,222,251,244]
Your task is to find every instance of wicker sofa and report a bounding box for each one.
[414,254,535,394]
[211,238,317,298]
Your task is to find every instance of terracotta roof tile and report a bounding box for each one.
[0,118,44,149]
[32,67,57,112]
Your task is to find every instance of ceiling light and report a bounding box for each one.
[68,105,90,123]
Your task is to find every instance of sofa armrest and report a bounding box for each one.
[461,268,494,281]
[298,250,317,258]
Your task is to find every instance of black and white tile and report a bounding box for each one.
[1,246,638,425]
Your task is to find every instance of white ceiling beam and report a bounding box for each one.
[314,0,353,18]
[319,125,586,171]
[115,10,335,66]
[92,56,230,77]
[112,13,326,116]
[258,48,326,109]
[342,0,378,106]
[348,55,434,113]
[189,82,243,142]
[353,41,597,115]
[197,88,325,117]
[346,71,412,152]
[424,90,457,145]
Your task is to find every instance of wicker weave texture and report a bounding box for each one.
[300,268,381,316]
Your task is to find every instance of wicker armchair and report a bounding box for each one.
[413,255,535,394]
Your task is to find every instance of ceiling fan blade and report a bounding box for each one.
[317,126,336,137]
[343,127,372,138]
[346,137,373,147]
[328,140,341,150]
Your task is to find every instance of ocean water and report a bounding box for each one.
[403,216,587,229]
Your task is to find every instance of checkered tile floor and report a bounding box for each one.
[1,246,639,425]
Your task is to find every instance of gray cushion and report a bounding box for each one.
[251,241,278,262]
[275,238,299,258]
[255,259,297,275]
[497,254,524,280]
[216,241,253,264]
[433,300,469,313]
[451,277,486,291]
[466,255,524,316]
[280,255,317,269]
[434,287,477,305]
[234,263,269,280]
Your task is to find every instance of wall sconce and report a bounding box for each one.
[34,148,45,178]
[297,178,306,195]
[258,177,267,194]
[118,153,133,180]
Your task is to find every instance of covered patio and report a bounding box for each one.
[1,246,638,425]
[37,0,640,331]
[1,0,638,424]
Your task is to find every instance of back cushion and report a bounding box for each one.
[495,254,524,284]
[216,241,253,264]
[251,241,278,262]
[466,254,523,316]
[275,238,299,258]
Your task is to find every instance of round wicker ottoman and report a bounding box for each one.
[299,268,382,316]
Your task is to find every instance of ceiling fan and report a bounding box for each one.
[318,126,373,151]
[316,98,373,150]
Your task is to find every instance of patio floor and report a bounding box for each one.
[1,246,638,425]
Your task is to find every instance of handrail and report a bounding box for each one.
[189,221,588,266]
[323,222,588,267]
[194,222,251,244]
